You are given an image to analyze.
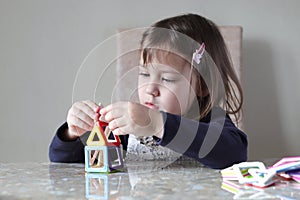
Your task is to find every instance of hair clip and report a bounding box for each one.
[192,42,205,64]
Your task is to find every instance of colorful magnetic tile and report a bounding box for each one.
[221,180,243,194]
[85,146,124,173]
[85,146,109,173]
[287,170,300,183]
[269,161,300,173]
[220,166,239,180]
[272,156,300,168]
[86,122,121,147]
[248,168,276,187]
[232,162,266,184]
[86,125,106,146]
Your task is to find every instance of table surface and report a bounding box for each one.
[1,159,300,200]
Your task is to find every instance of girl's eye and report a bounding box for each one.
[139,72,150,77]
[162,77,175,83]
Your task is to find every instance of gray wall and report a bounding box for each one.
[1,0,299,162]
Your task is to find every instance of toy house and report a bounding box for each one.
[84,119,123,173]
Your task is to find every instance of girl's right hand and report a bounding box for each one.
[65,100,100,140]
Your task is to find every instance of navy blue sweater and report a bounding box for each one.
[49,108,247,169]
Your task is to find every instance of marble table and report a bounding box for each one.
[1,159,300,199]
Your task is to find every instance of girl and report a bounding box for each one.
[49,13,247,169]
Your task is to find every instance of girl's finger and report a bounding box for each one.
[100,101,126,115]
[83,100,100,112]
[69,125,86,137]
[68,114,93,130]
[113,128,127,135]
[108,117,127,131]
[99,103,113,115]
[74,103,98,121]
[104,109,124,122]
[99,114,106,122]
[72,108,95,127]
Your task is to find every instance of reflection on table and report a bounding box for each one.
[1,159,300,199]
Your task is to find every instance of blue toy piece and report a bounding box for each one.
[84,145,123,173]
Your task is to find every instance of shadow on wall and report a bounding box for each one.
[243,39,286,160]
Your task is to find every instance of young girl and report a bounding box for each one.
[49,13,247,169]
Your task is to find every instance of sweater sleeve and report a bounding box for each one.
[48,122,85,163]
[159,110,248,169]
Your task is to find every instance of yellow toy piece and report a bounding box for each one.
[86,124,106,146]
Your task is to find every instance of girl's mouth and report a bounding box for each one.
[145,102,159,110]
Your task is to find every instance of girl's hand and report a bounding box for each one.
[66,100,100,140]
[100,101,164,138]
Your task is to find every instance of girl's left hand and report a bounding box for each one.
[99,101,164,138]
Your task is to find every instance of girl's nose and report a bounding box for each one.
[145,83,160,97]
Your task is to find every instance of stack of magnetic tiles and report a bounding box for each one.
[84,117,124,173]
[221,156,300,190]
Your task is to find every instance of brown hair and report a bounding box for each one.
[140,13,243,123]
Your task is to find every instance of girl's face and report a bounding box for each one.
[138,52,198,115]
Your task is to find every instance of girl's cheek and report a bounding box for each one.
[138,89,145,101]
[162,93,182,115]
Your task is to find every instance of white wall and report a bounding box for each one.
[1,0,299,162]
